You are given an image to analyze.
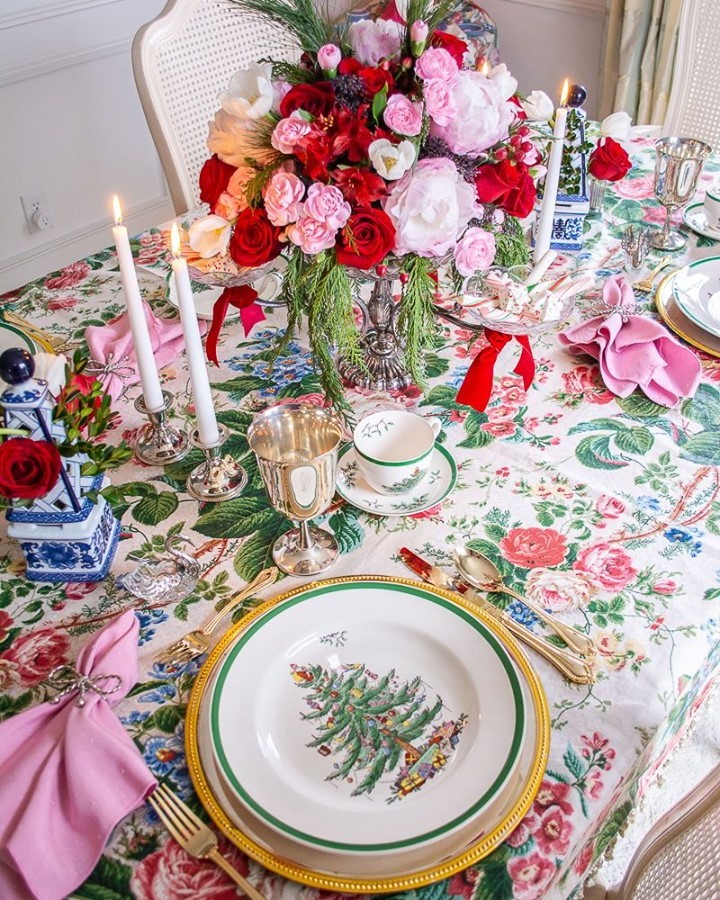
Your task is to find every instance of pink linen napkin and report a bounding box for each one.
[559,274,701,406]
[0,610,156,900]
[85,301,206,400]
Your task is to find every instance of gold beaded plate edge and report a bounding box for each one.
[655,270,720,358]
[185,574,550,894]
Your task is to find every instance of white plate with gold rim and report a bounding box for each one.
[208,579,527,857]
[672,256,720,338]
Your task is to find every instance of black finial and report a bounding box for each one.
[0,348,35,385]
[567,84,587,109]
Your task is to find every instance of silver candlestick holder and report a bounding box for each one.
[134,391,190,466]
[186,423,247,502]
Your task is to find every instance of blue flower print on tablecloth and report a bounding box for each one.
[138,683,176,704]
[143,733,185,778]
[637,495,662,513]
[663,526,703,557]
[146,657,202,682]
[135,608,169,645]
[120,710,152,727]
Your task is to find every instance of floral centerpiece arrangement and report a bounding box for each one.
[188,0,549,408]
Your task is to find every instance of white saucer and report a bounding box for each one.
[683,202,720,242]
[166,264,285,320]
[335,444,457,516]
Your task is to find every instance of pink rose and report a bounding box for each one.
[614,173,654,200]
[410,20,429,44]
[653,578,677,595]
[532,805,573,856]
[303,183,351,229]
[525,567,595,612]
[500,527,568,569]
[130,837,250,900]
[431,71,513,156]
[507,851,556,900]
[383,94,423,136]
[64,582,97,600]
[409,503,442,519]
[574,542,637,590]
[454,227,496,276]
[263,172,305,226]
[48,297,78,311]
[45,261,90,290]
[287,215,337,254]
[271,113,312,155]
[595,494,625,518]
[317,43,341,72]
[415,47,458,81]
[214,191,241,220]
[562,364,614,404]
[3,627,70,686]
[423,78,458,127]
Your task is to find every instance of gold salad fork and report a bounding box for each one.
[632,255,672,293]
[157,567,277,665]
[148,784,265,900]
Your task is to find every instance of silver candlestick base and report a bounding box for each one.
[134,392,190,466]
[186,424,247,502]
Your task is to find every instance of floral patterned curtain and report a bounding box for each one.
[600,0,682,125]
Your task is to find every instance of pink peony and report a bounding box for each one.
[525,567,595,612]
[595,494,626,518]
[384,158,479,257]
[383,94,423,136]
[415,47,458,81]
[270,112,312,155]
[303,183,351,229]
[287,215,337,254]
[574,542,637,591]
[3,627,70,686]
[431,70,513,156]
[507,852,556,900]
[423,78,458,127]
[454,227,496,276]
[500,527,568,569]
[263,172,305,226]
[45,261,90,291]
[348,19,403,66]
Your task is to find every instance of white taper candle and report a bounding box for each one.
[170,223,220,446]
[112,196,164,412]
[534,80,570,264]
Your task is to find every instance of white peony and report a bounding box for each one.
[519,91,554,122]
[369,138,416,181]
[525,567,595,612]
[32,352,68,397]
[600,111,632,141]
[207,109,258,167]
[348,19,404,66]
[431,71,513,156]
[188,215,232,258]
[219,62,275,120]
[488,64,518,102]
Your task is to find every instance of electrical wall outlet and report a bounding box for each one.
[21,191,53,233]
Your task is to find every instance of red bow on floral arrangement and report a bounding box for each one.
[206,286,263,366]
[456,329,535,412]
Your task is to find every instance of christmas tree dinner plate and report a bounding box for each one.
[186,575,550,891]
[207,577,528,856]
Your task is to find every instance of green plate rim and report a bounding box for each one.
[672,254,720,338]
[0,318,37,354]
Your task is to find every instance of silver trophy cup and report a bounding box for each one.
[652,136,712,251]
[247,403,344,576]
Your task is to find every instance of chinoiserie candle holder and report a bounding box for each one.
[134,391,190,466]
[186,424,247,502]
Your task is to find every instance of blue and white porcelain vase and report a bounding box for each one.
[0,349,121,583]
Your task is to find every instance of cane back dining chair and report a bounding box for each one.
[585,763,720,900]
[132,0,298,215]
[662,0,720,150]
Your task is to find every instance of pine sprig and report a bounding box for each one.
[244,158,285,207]
[266,59,315,84]
[397,256,437,387]
[493,216,530,268]
[226,0,334,52]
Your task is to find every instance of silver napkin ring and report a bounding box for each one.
[47,664,123,707]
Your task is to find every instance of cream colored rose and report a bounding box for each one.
[369,138,416,180]
[219,62,275,120]
[188,214,232,258]
[525,567,594,612]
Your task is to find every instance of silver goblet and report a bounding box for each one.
[247,403,343,577]
[652,136,712,251]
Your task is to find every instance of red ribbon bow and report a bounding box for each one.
[456,329,535,411]
[206,286,262,366]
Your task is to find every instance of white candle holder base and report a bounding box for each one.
[134,392,190,466]
[186,424,247,502]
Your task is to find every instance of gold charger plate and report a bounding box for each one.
[186,574,550,894]
[655,270,720,358]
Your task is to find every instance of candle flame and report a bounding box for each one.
[170,222,181,258]
[112,195,122,226]
[481,60,489,76]
[560,78,569,106]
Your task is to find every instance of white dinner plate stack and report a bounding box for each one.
[655,257,720,358]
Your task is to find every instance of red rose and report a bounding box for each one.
[280,81,335,118]
[338,57,363,76]
[500,526,568,568]
[475,160,537,219]
[229,208,282,268]
[332,167,387,206]
[337,209,396,269]
[588,137,631,182]
[429,31,468,66]
[360,66,394,96]
[4,626,70,686]
[198,155,236,209]
[0,438,62,500]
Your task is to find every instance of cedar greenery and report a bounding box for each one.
[397,257,438,387]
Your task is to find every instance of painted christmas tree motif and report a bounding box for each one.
[290,662,467,802]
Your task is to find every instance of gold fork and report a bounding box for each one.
[148,784,265,900]
[157,567,278,665]
[2,310,76,353]
[632,255,672,293]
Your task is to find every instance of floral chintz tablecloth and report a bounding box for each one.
[2,132,720,900]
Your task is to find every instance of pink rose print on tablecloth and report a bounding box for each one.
[0,610,13,643]
[45,261,90,291]
[614,173,654,200]
[574,542,637,591]
[47,297,79,311]
[595,494,626,518]
[561,365,615,404]
[136,231,168,265]
[130,837,251,900]
[500,527,568,568]
[507,851,556,900]
[525,568,595,612]
[63,582,98,600]
[1,626,70,686]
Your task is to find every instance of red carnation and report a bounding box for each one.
[337,209,396,269]
[229,208,282,268]
[280,82,335,119]
[0,438,62,500]
[198,155,235,209]
[429,31,467,67]
[588,137,632,182]
[332,168,387,206]
[475,159,537,219]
